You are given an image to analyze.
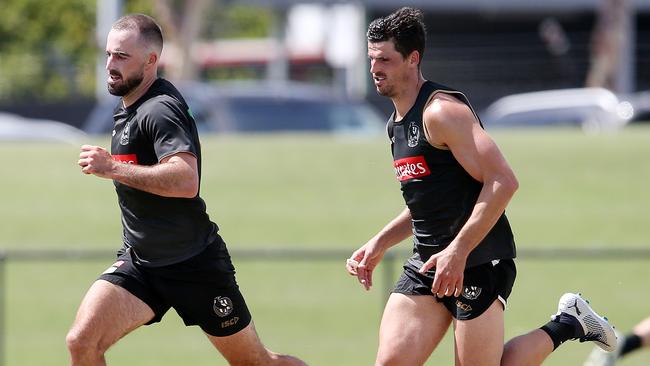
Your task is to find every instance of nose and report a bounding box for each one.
[105,55,115,71]
[369,59,378,74]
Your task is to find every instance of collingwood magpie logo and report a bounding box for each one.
[119,121,131,145]
[407,121,420,147]
[213,296,234,317]
[462,286,482,300]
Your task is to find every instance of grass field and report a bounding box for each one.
[1,125,649,365]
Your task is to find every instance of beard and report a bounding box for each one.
[375,81,399,98]
[376,84,395,98]
[107,70,144,97]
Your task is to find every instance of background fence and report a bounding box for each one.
[2,247,650,366]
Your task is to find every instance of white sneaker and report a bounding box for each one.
[583,331,623,366]
[552,293,617,352]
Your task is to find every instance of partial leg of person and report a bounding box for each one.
[66,280,155,366]
[206,321,307,366]
[502,292,617,366]
[453,300,505,366]
[584,315,650,366]
[501,329,554,366]
[625,316,650,353]
[375,293,452,366]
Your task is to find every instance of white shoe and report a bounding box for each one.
[583,331,623,366]
[552,293,617,352]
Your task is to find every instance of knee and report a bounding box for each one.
[375,353,402,366]
[66,328,85,354]
[66,327,106,359]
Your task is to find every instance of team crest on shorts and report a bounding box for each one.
[462,286,482,300]
[213,296,234,317]
[407,121,420,147]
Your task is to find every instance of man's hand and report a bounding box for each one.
[418,245,467,298]
[346,242,385,291]
[78,145,115,178]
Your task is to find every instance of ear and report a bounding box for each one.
[147,52,158,65]
[409,51,420,66]
[146,52,158,68]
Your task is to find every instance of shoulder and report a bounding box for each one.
[424,92,474,127]
[422,92,478,146]
[138,94,186,121]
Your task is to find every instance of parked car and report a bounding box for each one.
[83,81,385,136]
[623,89,650,123]
[480,88,634,133]
[0,112,87,143]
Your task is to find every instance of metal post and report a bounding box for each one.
[0,252,6,366]
[382,251,396,307]
[96,0,123,101]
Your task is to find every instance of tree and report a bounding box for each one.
[0,0,274,103]
[0,0,96,101]
[153,0,212,81]
[585,0,634,93]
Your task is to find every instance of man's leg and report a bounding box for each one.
[375,293,452,366]
[503,293,617,366]
[453,300,506,366]
[584,315,650,366]
[206,321,307,366]
[66,280,155,366]
[501,329,554,366]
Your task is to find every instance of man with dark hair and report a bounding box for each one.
[67,13,306,366]
[346,7,617,365]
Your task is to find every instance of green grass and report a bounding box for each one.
[1,126,649,365]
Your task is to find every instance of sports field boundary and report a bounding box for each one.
[1,247,650,366]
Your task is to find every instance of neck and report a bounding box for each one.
[122,74,158,108]
[392,75,426,120]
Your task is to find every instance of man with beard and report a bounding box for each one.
[345,7,617,366]
[68,14,306,366]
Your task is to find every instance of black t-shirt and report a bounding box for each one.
[388,80,516,268]
[110,78,220,267]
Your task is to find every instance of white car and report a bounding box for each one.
[0,112,87,143]
[481,88,634,133]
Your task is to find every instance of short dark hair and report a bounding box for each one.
[112,14,163,54]
[367,7,426,64]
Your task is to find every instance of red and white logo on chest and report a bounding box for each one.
[393,156,430,181]
[113,154,138,165]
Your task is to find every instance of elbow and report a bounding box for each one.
[183,179,200,198]
[503,173,519,196]
[176,175,199,198]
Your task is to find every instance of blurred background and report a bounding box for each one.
[1,0,649,365]
[2,0,650,134]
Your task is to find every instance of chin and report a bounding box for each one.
[376,87,394,98]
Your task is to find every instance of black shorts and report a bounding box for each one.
[393,258,516,320]
[99,239,252,337]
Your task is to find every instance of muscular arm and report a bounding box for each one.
[78,145,199,198]
[419,94,519,296]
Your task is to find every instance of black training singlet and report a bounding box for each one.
[388,81,516,269]
[110,78,220,267]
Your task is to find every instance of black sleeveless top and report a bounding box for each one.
[387,81,516,268]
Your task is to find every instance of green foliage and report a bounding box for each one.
[204,5,275,39]
[124,0,154,14]
[0,0,95,101]
[0,0,274,102]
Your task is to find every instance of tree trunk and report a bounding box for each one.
[585,0,633,93]
[154,0,212,82]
